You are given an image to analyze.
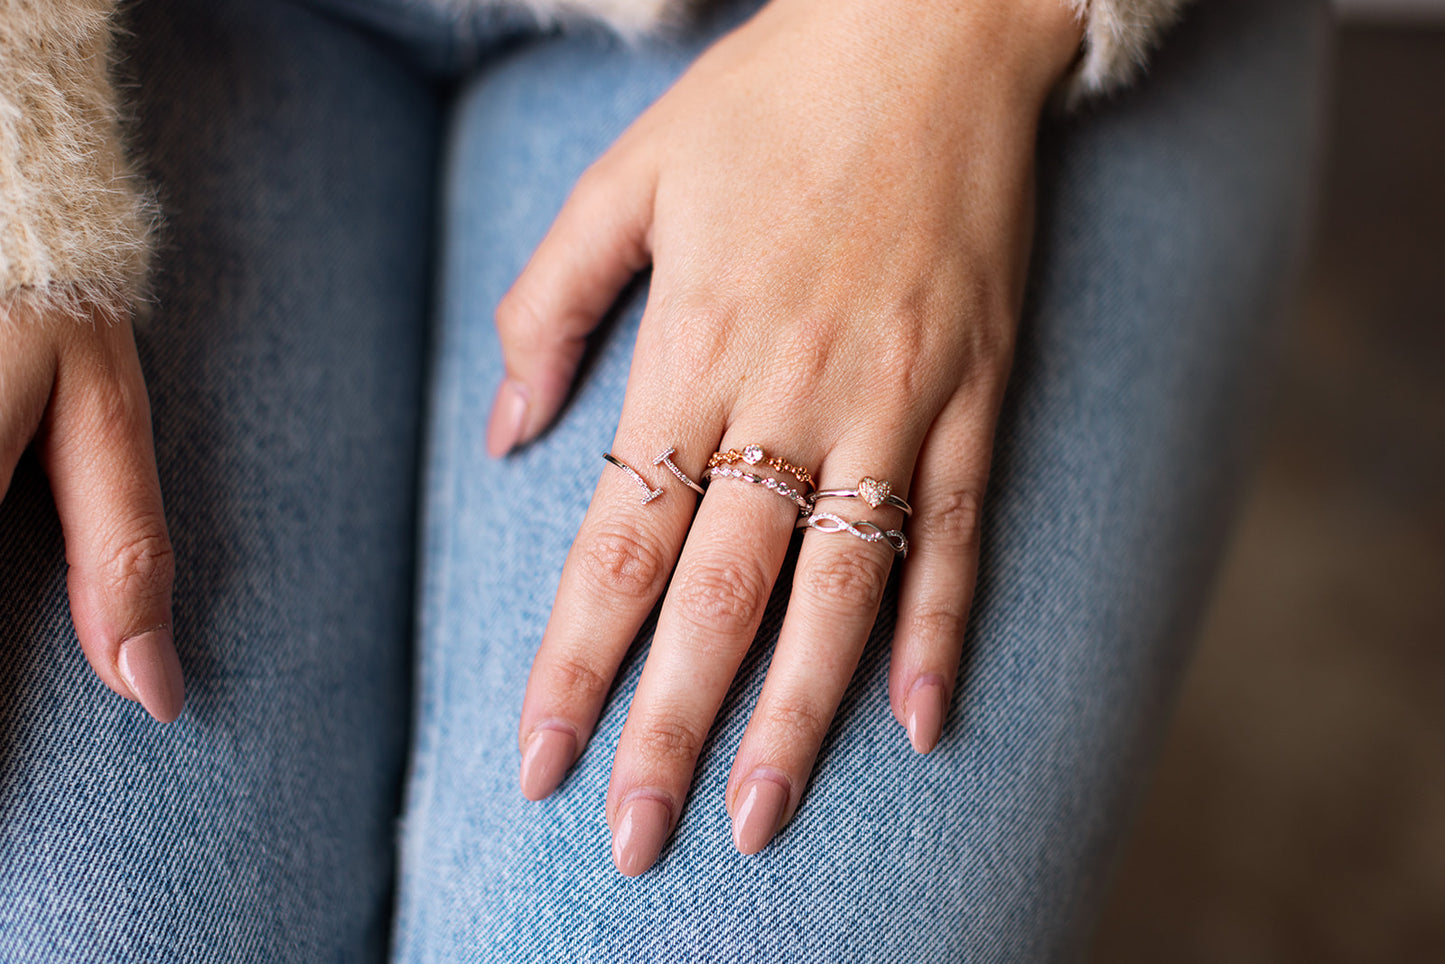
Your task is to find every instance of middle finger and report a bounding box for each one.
[605,436,812,876]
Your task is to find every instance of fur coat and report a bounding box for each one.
[1,0,1187,320]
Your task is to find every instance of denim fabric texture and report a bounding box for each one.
[0,0,1328,959]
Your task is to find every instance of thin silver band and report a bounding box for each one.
[795,511,909,557]
[702,465,810,512]
[652,447,705,495]
[603,453,663,505]
[809,477,912,516]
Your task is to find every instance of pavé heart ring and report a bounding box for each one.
[809,476,912,515]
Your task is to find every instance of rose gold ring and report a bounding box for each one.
[706,444,813,490]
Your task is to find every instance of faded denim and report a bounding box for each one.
[0,0,1329,960]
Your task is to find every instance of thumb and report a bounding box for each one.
[487,155,655,456]
[42,315,183,723]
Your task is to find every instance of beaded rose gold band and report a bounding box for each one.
[706,444,813,490]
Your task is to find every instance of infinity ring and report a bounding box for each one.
[810,476,912,516]
[796,511,908,557]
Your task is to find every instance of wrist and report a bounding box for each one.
[769,0,1085,112]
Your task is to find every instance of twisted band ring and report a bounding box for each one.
[796,511,908,557]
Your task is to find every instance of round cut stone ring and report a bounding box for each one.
[707,445,813,490]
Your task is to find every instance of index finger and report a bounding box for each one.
[517,379,722,800]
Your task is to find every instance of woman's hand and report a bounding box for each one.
[1,299,183,723]
[493,0,1083,874]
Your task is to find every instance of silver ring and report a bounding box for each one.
[603,453,663,505]
[809,477,912,516]
[701,465,810,512]
[795,511,908,556]
[652,447,704,496]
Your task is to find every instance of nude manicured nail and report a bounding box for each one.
[731,772,790,856]
[486,380,529,457]
[905,676,947,754]
[118,629,185,724]
[612,793,672,877]
[519,725,576,801]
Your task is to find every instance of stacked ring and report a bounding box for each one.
[796,511,908,557]
[702,465,811,511]
[707,445,813,490]
[653,447,705,495]
[809,476,912,516]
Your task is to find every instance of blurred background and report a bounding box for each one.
[1089,1,1445,960]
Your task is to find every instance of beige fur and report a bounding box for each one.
[0,0,1181,321]
[1062,0,1191,105]
[1,0,155,321]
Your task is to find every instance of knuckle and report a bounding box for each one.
[658,300,737,380]
[572,156,616,197]
[628,712,705,767]
[100,528,175,603]
[903,603,969,648]
[761,695,831,745]
[806,548,892,612]
[542,653,613,706]
[494,285,545,341]
[768,317,833,404]
[670,556,771,638]
[916,489,983,553]
[86,369,150,431]
[577,526,671,602]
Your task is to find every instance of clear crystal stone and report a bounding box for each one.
[742,444,764,465]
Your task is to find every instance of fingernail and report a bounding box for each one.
[731,770,790,856]
[118,629,185,724]
[905,676,947,754]
[486,380,529,457]
[612,792,672,877]
[519,725,577,801]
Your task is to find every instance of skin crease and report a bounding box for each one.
[502,0,1087,874]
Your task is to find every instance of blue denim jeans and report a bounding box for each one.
[0,0,1328,959]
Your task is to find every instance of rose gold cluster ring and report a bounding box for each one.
[705,444,813,490]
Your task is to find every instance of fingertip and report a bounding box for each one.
[117,627,185,723]
[903,675,947,754]
[611,791,672,877]
[486,379,530,458]
[519,723,578,800]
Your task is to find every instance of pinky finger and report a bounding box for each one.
[43,313,183,723]
[890,392,997,753]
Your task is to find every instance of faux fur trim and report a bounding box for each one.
[1,0,154,320]
[1060,0,1191,106]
